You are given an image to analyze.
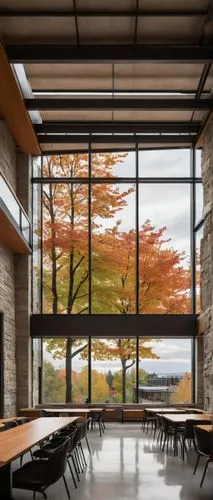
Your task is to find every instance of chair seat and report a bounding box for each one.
[13,460,48,489]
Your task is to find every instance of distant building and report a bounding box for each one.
[136,384,176,404]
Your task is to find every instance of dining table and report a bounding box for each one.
[161,413,212,424]
[43,407,104,419]
[161,413,212,456]
[0,416,79,500]
[146,407,187,415]
[196,424,213,432]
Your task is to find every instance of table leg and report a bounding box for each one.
[0,462,14,500]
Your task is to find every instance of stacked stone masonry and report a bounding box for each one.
[0,120,31,416]
[200,114,213,410]
[0,120,17,416]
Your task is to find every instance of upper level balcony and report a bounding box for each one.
[0,171,31,254]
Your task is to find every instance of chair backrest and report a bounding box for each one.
[45,439,70,486]
[4,420,18,430]
[185,419,210,439]
[73,424,83,447]
[40,409,53,417]
[16,417,30,425]
[194,427,211,456]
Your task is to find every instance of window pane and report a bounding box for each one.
[91,338,136,403]
[196,226,203,314]
[42,183,88,313]
[42,154,89,178]
[32,156,42,178]
[139,149,190,177]
[138,338,192,404]
[32,182,41,313]
[91,184,136,313]
[196,149,202,178]
[92,151,135,177]
[196,183,203,224]
[42,338,88,403]
[32,338,42,407]
[139,184,190,313]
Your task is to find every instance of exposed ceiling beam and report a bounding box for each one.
[32,89,211,95]
[35,121,200,134]
[0,44,40,155]
[0,9,209,18]
[37,134,195,144]
[6,45,213,64]
[25,98,213,111]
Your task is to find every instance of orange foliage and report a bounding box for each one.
[170,372,191,404]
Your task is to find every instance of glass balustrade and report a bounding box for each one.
[0,172,31,246]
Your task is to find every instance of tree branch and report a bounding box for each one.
[71,343,88,359]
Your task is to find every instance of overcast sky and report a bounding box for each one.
[44,338,192,375]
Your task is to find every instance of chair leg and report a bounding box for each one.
[63,475,71,500]
[40,491,47,499]
[200,459,210,488]
[33,492,36,499]
[67,458,77,488]
[193,453,201,475]
[85,436,91,453]
[71,454,80,481]
[80,442,87,466]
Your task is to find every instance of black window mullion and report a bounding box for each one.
[190,148,196,315]
[88,144,92,402]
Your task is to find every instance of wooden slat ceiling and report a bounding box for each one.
[0,0,212,152]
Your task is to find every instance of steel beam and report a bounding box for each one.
[26,98,213,111]
[7,45,213,63]
[37,134,195,144]
[0,9,209,18]
[32,89,211,94]
[35,121,200,134]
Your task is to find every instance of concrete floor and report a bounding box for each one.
[13,423,213,500]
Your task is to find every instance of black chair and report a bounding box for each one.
[193,426,213,487]
[182,420,210,461]
[13,438,71,499]
[16,417,30,425]
[90,410,105,436]
[59,420,90,475]
[141,410,156,434]
[158,416,183,456]
[40,410,54,417]
[4,420,18,430]
[33,433,78,489]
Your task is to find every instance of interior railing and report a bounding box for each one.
[0,171,31,245]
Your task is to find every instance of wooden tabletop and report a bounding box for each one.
[43,408,103,414]
[0,417,78,467]
[146,408,186,414]
[162,413,212,424]
[180,407,204,413]
[0,417,17,424]
[196,425,213,432]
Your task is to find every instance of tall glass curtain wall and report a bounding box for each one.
[31,148,202,404]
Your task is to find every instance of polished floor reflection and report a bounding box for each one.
[13,423,213,499]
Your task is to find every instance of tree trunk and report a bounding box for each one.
[65,338,72,402]
[47,167,58,314]
[121,359,127,403]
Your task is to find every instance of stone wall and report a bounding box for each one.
[200,114,213,410]
[15,153,32,410]
[0,120,17,416]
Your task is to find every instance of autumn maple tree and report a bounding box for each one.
[42,152,134,402]
[41,152,191,403]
